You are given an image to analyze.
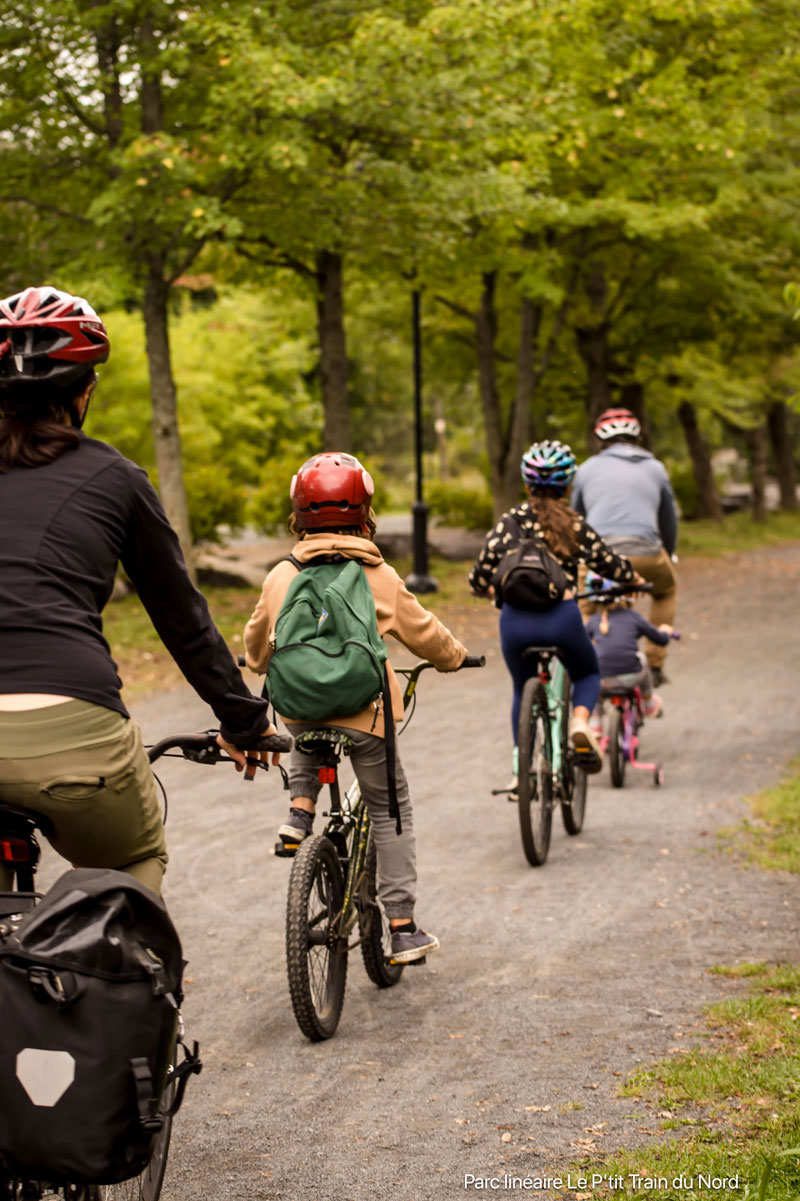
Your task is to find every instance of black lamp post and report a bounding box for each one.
[405,289,437,594]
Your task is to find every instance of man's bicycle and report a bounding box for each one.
[0,727,290,1201]
[279,656,485,1042]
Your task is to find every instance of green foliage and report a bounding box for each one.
[91,289,321,541]
[426,480,495,531]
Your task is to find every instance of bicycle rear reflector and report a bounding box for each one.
[0,837,32,863]
[317,768,336,784]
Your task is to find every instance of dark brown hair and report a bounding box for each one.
[527,489,580,559]
[0,370,95,472]
[288,508,378,541]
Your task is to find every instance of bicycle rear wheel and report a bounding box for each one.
[286,835,347,1040]
[94,1046,177,1201]
[517,677,553,866]
[4,1055,177,1201]
[359,836,403,989]
[608,708,626,788]
[559,669,587,836]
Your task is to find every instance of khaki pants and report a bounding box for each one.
[0,700,167,895]
[626,548,677,670]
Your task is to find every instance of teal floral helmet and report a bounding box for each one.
[520,440,576,494]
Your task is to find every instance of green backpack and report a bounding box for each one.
[267,555,388,722]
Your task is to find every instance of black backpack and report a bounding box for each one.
[0,868,201,1185]
[492,515,568,611]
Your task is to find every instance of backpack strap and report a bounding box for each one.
[381,666,401,835]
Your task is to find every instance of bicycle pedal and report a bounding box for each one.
[388,954,426,967]
[274,840,298,858]
[574,748,601,768]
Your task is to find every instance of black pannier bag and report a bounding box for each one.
[0,868,201,1185]
[492,517,568,611]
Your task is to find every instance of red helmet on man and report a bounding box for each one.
[290,452,374,530]
[0,286,110,387]
[594,408,641,442]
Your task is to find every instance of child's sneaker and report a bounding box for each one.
[643,695,663,719]
[569,715,603,773]
[278,807,314,846]
[390,923,440,964]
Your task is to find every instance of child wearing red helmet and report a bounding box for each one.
[244,452,467,963]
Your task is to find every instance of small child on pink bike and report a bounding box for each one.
[584,573,673,723]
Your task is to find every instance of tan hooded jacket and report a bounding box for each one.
[243,533,467,738]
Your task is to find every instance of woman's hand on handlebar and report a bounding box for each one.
[217,723,286,780]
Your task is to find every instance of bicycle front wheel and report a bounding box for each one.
[517,677,553,866]
[359,836,403,989]
[286,835,348,1041]
[559,668,587,836]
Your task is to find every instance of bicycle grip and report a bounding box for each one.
[461,655,486,668]
[237,653,246,667]
[242,733,293,753]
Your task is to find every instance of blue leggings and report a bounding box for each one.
[499,600,601,744]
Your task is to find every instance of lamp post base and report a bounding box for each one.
[405,571,438,594]
[405,500,438,594]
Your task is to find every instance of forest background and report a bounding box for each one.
[3,0,800,565]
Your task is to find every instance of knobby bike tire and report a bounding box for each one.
[359,836,404,989]
[286,835,348,1041]
[517,677,553,866]
[608,707,626,788]
[559,668,588,836]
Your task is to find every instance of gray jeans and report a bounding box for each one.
[288,724,416,920]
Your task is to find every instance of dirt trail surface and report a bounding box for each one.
[38,544,800,1199]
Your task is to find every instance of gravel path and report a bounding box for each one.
[37,544,800,1200]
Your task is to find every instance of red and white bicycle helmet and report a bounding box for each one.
[290,452,374,530]
[0,286,109,387]
[594,408,641,441]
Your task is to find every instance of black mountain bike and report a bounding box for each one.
[280,656,485,1041]
[0,727,290,1201]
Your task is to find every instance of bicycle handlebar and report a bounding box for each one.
[575,581,654,601]
[147,729,292,765]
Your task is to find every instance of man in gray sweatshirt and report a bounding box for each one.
[571,408,678,684]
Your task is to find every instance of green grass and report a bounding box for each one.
[721,759,800,876]
[575,966,800,1200]
[679,510,800,558]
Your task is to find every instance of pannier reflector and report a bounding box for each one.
[16,1048,75,1106]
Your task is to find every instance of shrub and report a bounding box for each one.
[425,481,494,530]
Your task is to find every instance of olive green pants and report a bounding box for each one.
[0,700,167,895]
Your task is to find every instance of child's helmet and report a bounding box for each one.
[521,440,576,493]
[290,452,374,530]
[585,571,629,605]
[594,408,641,442]
[585,572,618,602]
[0,286,109,387]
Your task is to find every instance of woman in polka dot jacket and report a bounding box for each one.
[468,440,639,779]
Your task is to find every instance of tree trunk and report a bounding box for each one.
[748,422,769,523]
[138,19,195,578]
[619,380,652,451]
[315,250,350,451]
[575,268,613,445]
[767,400,797,510]
[143,259,196,579]
[501,295,539,504]
[475,272,508,519]
[677,400,722,521]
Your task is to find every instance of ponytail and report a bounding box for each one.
[527,489,580,559]
[0,370,94,472]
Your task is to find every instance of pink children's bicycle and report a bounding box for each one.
[597,632,680,789]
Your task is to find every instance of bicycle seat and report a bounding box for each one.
[600,683,636,699]
[0,801,53,839]
[294,729,353,759]
[521,645,562,662]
